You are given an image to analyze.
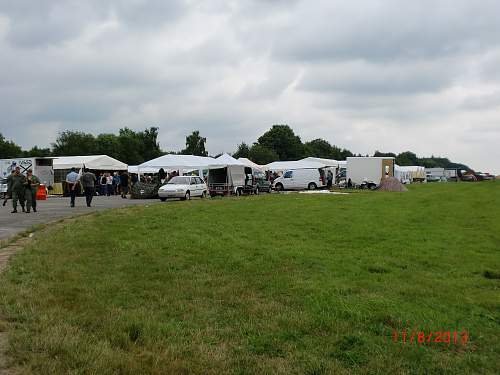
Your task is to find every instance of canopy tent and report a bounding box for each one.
[138,154,215,171]
[265,160,326,172]
[300,157,339,167]
[397,165,426,181]
[238,157,264,171]
[208,153,246,168]
[53,155,127,170]
[128,165,159,174]
[395,165,412,183]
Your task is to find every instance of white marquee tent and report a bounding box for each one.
[265,159,327,172]
[138,154,215,172]
[53,155,127,170]
[238,157,264,171]
[209,153,246,168]
[300,157,340,167]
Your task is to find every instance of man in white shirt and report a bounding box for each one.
[66,167,80,207]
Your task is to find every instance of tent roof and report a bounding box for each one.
[238,157,264,171]
[265,160,326,171]
[208,153,247,169]
[139,154,214,170]
[216,153,245,165]
[300,157,339,167]
[128,165,159,174]
[53,155,127,170]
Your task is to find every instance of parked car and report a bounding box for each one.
[272,169,325,191]
[0,177,7,198]
[254,171,272,193]
[158,176,207,201]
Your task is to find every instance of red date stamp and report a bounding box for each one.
[392,329,469,346]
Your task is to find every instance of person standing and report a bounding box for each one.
[10,167,26,213]
[25,169,40,213]
[327,170,333,189]
[113,172,121,195]
[119,172,129,198]
[99,173,107,196]
[2,170,15,207]
[81,168,96,207]
[66,167,80,207]
[106,173,113,196]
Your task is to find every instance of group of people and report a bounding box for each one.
[65,168,130,207]
[3,166,40,213]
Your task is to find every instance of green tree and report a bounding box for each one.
[51,131,97,156]
[373,150,397,158]
[181,130,208,156]
[117,128,145,165]
[96,133,122,160]
[248,144,278,165]
[233,142,251,159]
[257,125,304,160]
[140,127,162,161]
[23,146,52,157]
[0,133,23,158]
[304,138,334,158]
[396,151,418,166]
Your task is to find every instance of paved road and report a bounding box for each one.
[0,195,155,240]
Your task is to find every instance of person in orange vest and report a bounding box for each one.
[25,169,40,213]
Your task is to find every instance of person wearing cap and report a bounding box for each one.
[65,167,80,207]
[10,166,26,213]
[25,169,40,213]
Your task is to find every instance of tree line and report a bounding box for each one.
[0,124,469,169]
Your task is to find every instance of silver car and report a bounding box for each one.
[158,176,207,201]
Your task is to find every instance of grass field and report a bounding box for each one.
[1,182,499,374]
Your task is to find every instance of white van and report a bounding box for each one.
[272,168,325,191]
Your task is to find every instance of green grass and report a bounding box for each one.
[1,182,499,374]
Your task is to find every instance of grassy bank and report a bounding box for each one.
[1,182,499,374]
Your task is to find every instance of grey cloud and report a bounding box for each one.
[273,0,500,63]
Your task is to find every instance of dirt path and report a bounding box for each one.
[0,237,31,374]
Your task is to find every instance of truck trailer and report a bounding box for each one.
[0,157,54,187]
[346,157,395,188]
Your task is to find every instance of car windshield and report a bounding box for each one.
[167,176,190,185]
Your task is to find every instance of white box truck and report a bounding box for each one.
[0,157,54,187]
[346,157,395,189]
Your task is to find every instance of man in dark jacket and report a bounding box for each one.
[120,172,129,198]
[11,167,26,213]
[81,168,96,207]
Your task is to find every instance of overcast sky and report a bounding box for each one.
[1,0,499,172]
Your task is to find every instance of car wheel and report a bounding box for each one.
[308,182,317,190]
[160,197,167,202]
[275,183,283,191]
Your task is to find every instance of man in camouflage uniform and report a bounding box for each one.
[25,169,40,213]
[11,166,26,213]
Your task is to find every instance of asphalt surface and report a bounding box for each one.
[0,195,155,240]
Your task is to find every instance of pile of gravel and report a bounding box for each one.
[377,176,408,192]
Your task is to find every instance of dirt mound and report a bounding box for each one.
[377,176,408,192]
